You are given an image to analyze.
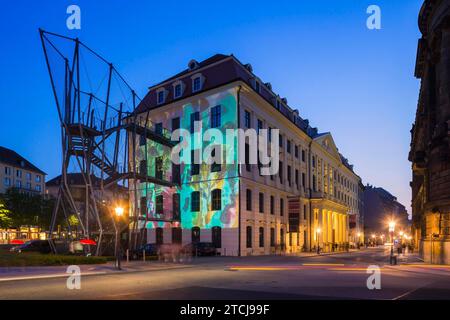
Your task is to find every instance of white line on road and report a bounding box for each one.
[0,271,106,282]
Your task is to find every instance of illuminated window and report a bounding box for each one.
[259,227,264,247]
[246,189,252,211]
[191,191,200,212]
[211,189,221,210]
[212,226,221,248]
[246,226,252,248]
[155,195,163,214]
[210,105,221,128]
[192,227,200,243]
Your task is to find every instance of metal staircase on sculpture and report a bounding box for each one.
[40,29,179,255]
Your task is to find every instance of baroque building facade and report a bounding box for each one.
[410,0,450,264]
[132,54,363,256]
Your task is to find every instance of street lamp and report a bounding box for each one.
[388,220,396,265]
[114,206,124,270]
[316,228,321,254]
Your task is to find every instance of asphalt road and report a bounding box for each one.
[1,247,450,300]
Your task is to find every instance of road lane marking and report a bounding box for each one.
[0,271,106,282]
[303,263,345,266]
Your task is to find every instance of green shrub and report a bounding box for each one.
[0,252,108,267]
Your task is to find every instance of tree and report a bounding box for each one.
[0,199,12,228]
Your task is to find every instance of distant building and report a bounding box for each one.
[410,0,450,264]
[0,146,46,195]
[363,185,409,241]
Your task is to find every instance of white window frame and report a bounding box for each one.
[156,87,167,105]
[172,80,185,99]
[191,73,204,93]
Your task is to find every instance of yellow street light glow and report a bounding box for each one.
[357,233,361,237]
[115,206,124,217]
[316,228,321,234]
[371,234,376,238]
[388,220,396,232]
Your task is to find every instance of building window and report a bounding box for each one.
[155,122,163,135]
[191,191,200,212]
[210,105,221,128]
[246,226,252,248]
[192,227,200,243]
[211,147,221,172]
[257,119,263,135]
[140,196,147,217]
[279,161,283,184]
[312,156,316,168]
[244,110,251,128]
[295,146,299,158]
[192,76,202,92]
[259,227,264,248]
[301,150,306,162]
[287,140,291,154]
[172,227,182,244]
[157,89,166,105]
[268,127,272,142]
[279,135,283,148]
[172,117,180,131]
[211,189,221,210]
[4,177,11,187]
[16,170,22,178]
[246,189,252,211]
[245,143,251,172]
[304,205,307,220]
[270,196,275,215]
[15,180,22,188]
[4,167,11,175]
[255,80,260,93]
[212,226,221,248]
[280,228,285,247]
[26,182,31,190]
[190,111,200,133]
[155,157,163,180]
[155,195,163,214]
[287,165,291,186]
[172,193,180,221]
[280,198,284,216]
[302,173,306,188]
[270,228,275,247]
[313,175,317,192]
[259,192,264,213]
[191,150,200,175]
[295,170,299,188]
[173,82,183,99]
[156,228,163,245]
[139,160,147,176]
[26,173,31,181]
[139,134,146,146]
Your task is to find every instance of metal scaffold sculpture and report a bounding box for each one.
[39,29,178,255]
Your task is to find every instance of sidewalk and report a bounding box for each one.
[0,260,194,282]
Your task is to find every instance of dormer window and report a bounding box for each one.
[172,80,185,99]
[156,88,167,105]
[192,74,204,93]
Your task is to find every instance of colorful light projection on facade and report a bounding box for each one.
[131,88,239,230]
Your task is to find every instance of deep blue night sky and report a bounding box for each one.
[0,1,423,213]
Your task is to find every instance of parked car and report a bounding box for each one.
[182,242,217,257]
[10,240,52,254]
[131,243,160,259]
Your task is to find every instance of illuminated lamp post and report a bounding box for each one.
[114,206,124,270]
[388,220,396,265]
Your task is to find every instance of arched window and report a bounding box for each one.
[192,226,200,243]
[246,226,252,248]
[212,226,222,248]
[270,228,275,247]
[211,189,221,211]
[155,227,163,245]
[259,227,264,248]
